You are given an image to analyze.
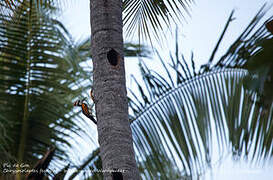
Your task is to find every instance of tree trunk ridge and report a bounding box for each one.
[90,0,140,179]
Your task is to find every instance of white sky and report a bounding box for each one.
[59,0,273,179]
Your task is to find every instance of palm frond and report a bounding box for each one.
[128,6,273,179]
[0,0,93,177]
[242,23,273,109]
[123,0,193,43]
[212,4,272,69]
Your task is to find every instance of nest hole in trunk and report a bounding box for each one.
[111,171,123,180]
[107,48,120,67]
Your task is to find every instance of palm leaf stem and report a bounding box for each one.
[17,1,33,179]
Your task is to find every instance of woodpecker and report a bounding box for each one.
[74,98,97,125]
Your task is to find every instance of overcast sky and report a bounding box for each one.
[59,0,273,179]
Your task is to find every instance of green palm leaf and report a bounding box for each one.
[0,0,93,178]
[123,0,193,42]
[128,6,273,179]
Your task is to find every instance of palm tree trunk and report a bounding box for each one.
[90,0,140,179]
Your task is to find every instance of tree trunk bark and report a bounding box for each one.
[90,0,140,179]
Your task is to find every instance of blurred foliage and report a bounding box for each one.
[137,149,188,179]
[243,19,273,109]
[0,0,94,178]
[127,6,273,179]
[68,148,103,180]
